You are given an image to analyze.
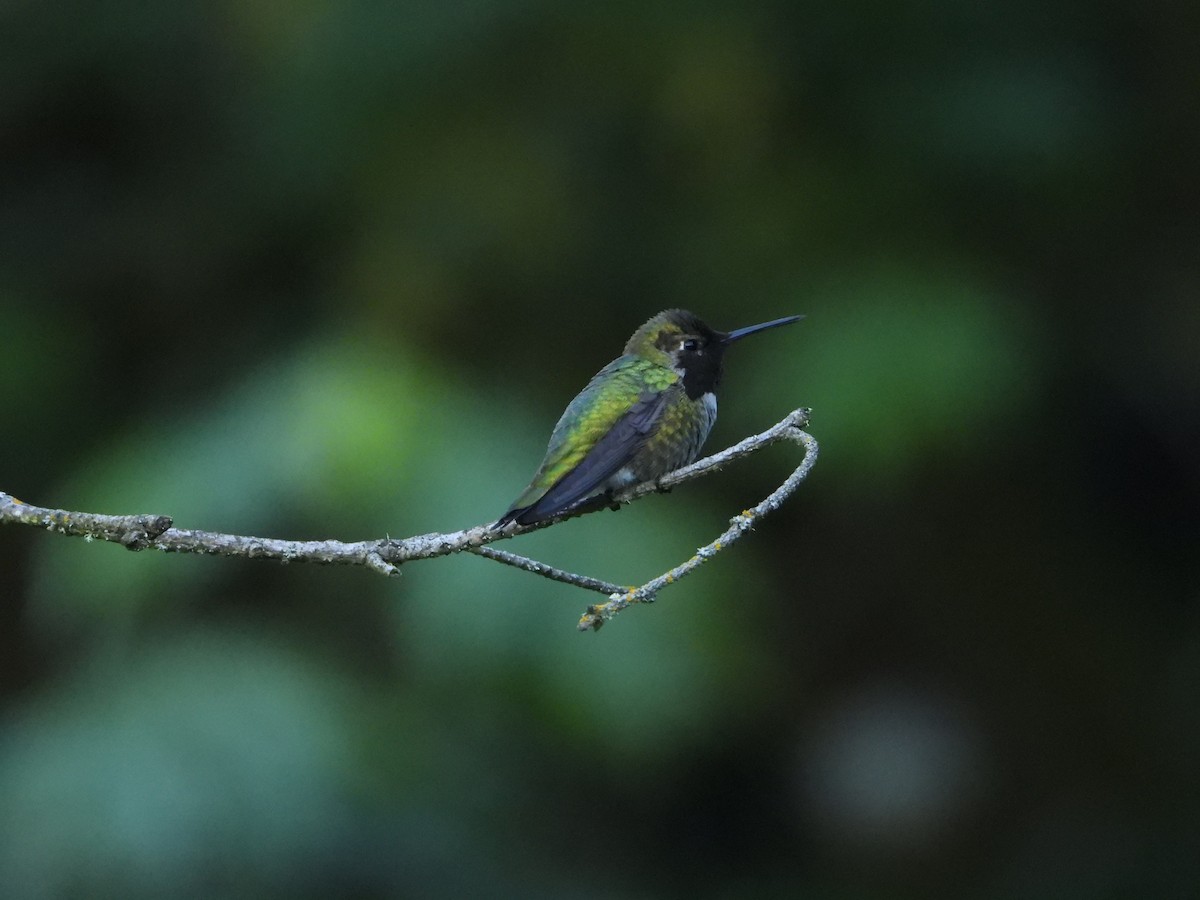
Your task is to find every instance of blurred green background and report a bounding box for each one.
[2,1,1198,897]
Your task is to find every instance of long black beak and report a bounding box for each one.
[721,314,803,345]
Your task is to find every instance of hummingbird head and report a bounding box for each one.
[624,309,802,399]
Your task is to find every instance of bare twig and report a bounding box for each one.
[1,407,816,631]
[469,545,630,595]
[576,424,818,631]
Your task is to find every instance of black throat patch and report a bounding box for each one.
[679,344,724,399]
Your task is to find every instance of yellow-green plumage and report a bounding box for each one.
[508,361,673,505]
[506,358,701,515]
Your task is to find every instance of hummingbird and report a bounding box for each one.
[495,309,801,529]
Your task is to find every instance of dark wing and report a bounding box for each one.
[504,386,674,527]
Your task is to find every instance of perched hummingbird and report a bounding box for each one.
[495,309,801,529]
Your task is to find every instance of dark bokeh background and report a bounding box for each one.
[2,2,1198,897]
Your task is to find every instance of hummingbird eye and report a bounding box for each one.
[682,338,700,352]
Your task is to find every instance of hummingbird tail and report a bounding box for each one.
[492,506,534,531]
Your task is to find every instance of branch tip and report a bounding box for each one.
[365,551,401,577]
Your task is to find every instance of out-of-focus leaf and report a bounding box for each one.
[0,629,358,898]
[779,261,1040,491]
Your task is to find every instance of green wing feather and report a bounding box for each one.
[503,357,677,520]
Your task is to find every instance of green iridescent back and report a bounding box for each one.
[507,355,678,511]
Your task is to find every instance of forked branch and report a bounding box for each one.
[1,408,817,631]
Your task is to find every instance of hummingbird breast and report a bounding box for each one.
[611,389,717,488]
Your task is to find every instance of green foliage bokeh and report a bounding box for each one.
[2,2,1197,897]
